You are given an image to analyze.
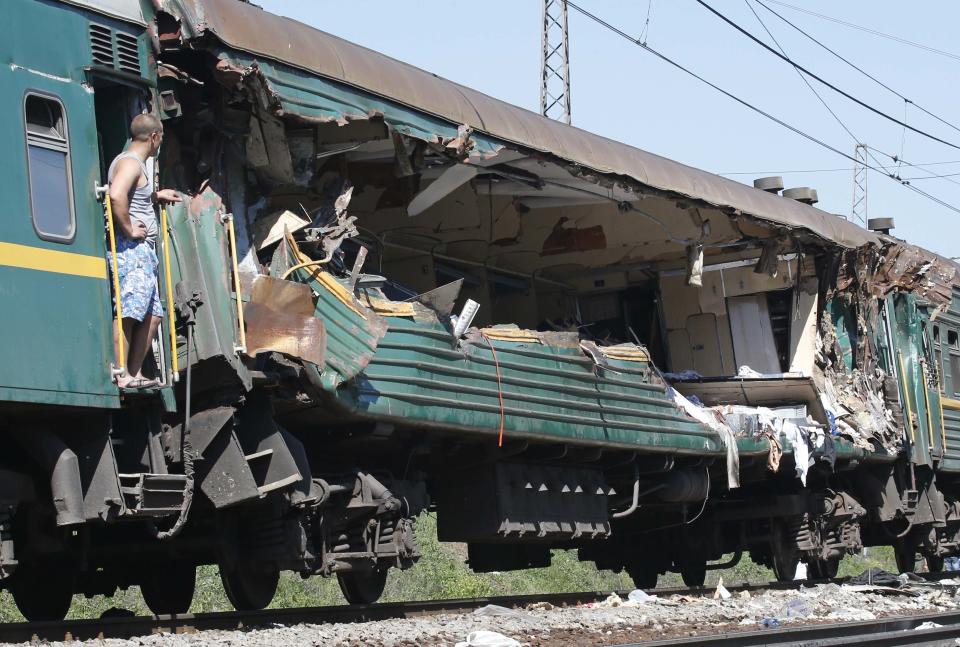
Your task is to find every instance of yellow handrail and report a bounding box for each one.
[222,214,247,354]
[160,206,178,379]
[104,194,126,376]
[921,367,935,450]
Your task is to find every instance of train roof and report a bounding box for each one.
[60,0,145,25]
[163,0,879,250]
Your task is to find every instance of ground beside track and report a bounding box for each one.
[8,578,960,647]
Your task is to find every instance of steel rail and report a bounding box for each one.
[618,609,960,646]
[2,572,957,644]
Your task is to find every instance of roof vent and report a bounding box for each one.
[783,187,818,205]
[115,32,141,75]
[753,176,784,194]
[89,24,114,67]
[868,217,894,234]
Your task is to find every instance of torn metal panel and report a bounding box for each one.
[283,235,388,387]
[873,242,960,309]
[244,276,327,367]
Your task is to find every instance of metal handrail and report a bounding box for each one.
[221,213,247,354]
[160,206,178,381]
[102,191,126,378]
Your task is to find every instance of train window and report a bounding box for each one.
[24,93,75,242]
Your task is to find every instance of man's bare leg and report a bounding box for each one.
[116,318,138,388]
[127,313,161,383]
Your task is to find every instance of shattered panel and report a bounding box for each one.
[244,276,327,367]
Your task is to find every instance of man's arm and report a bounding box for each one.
[108,159,146,240]
[154,189,182,204]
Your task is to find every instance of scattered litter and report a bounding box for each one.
[761,617,780,628]
[526,601,554,611]
[915,621,943,630]
[599,593,624,607]
[627,589,658,604]
[849,568,901,587]
[455,630,521,647]
[714,577,731,600]
[472,604,527,618]
[782,597,811,618]
[738,590,751,600]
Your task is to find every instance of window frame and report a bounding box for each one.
[22,90,76,244]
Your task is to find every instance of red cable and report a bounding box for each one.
[482,333,506,447]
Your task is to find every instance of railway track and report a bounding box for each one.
[2,572,958,644]
[626,609,960,646]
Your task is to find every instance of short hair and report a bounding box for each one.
[130,113,163,141]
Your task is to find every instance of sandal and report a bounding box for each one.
[120,377,159,389]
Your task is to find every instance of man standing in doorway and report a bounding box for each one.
[108,113,181,388]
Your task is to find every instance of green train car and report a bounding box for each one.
[1,0,959,620]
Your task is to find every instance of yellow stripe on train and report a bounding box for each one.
[942,396,960,411]
[0,241,107,279]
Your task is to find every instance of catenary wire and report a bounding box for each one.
[764,0,960,63]
[720,160,960,176]
[705,0,960,202]
[564,1,960,216]
[695,0,960,153]
[753,0,960,138]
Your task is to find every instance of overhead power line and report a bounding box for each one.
[695,0,960,153]
[754,0,960,137]
[763,0,960,63]
[563,1,960,216]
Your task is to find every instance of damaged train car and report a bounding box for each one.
[2,0,960,620]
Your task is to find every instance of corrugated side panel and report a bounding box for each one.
[943,404,960,470]
[337,318,723,454]
[293,271,385,388]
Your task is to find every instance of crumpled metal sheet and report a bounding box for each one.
[244,276,327,368]
[164,0,880,249]
[872,242,959,308]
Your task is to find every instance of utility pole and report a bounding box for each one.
[851,143,867,225]
[540,0,571,124]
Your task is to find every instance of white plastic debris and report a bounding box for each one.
[455,630,521,647]
[915,621,943,630]
[714,576,731,600]
[627,589,658,604]
[472,604,526,618]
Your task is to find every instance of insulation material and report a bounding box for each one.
[727,295,780,374]
[669,388,740,489]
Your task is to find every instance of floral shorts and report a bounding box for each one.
[109,237,163,322]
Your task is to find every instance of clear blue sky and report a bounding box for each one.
[257,0,960,258]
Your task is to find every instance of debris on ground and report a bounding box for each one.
[16,582,960,647]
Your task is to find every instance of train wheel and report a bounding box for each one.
[337,569,388,605]
[926,556,944,573]
[220,563,279,611]
[141,563,196,615]
[10,559,75,621]
[769,522,799,582]
[679,561,707,588]
[625,564,658,590]
[806,557,839,580]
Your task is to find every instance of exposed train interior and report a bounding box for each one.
[158,56,827,394]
